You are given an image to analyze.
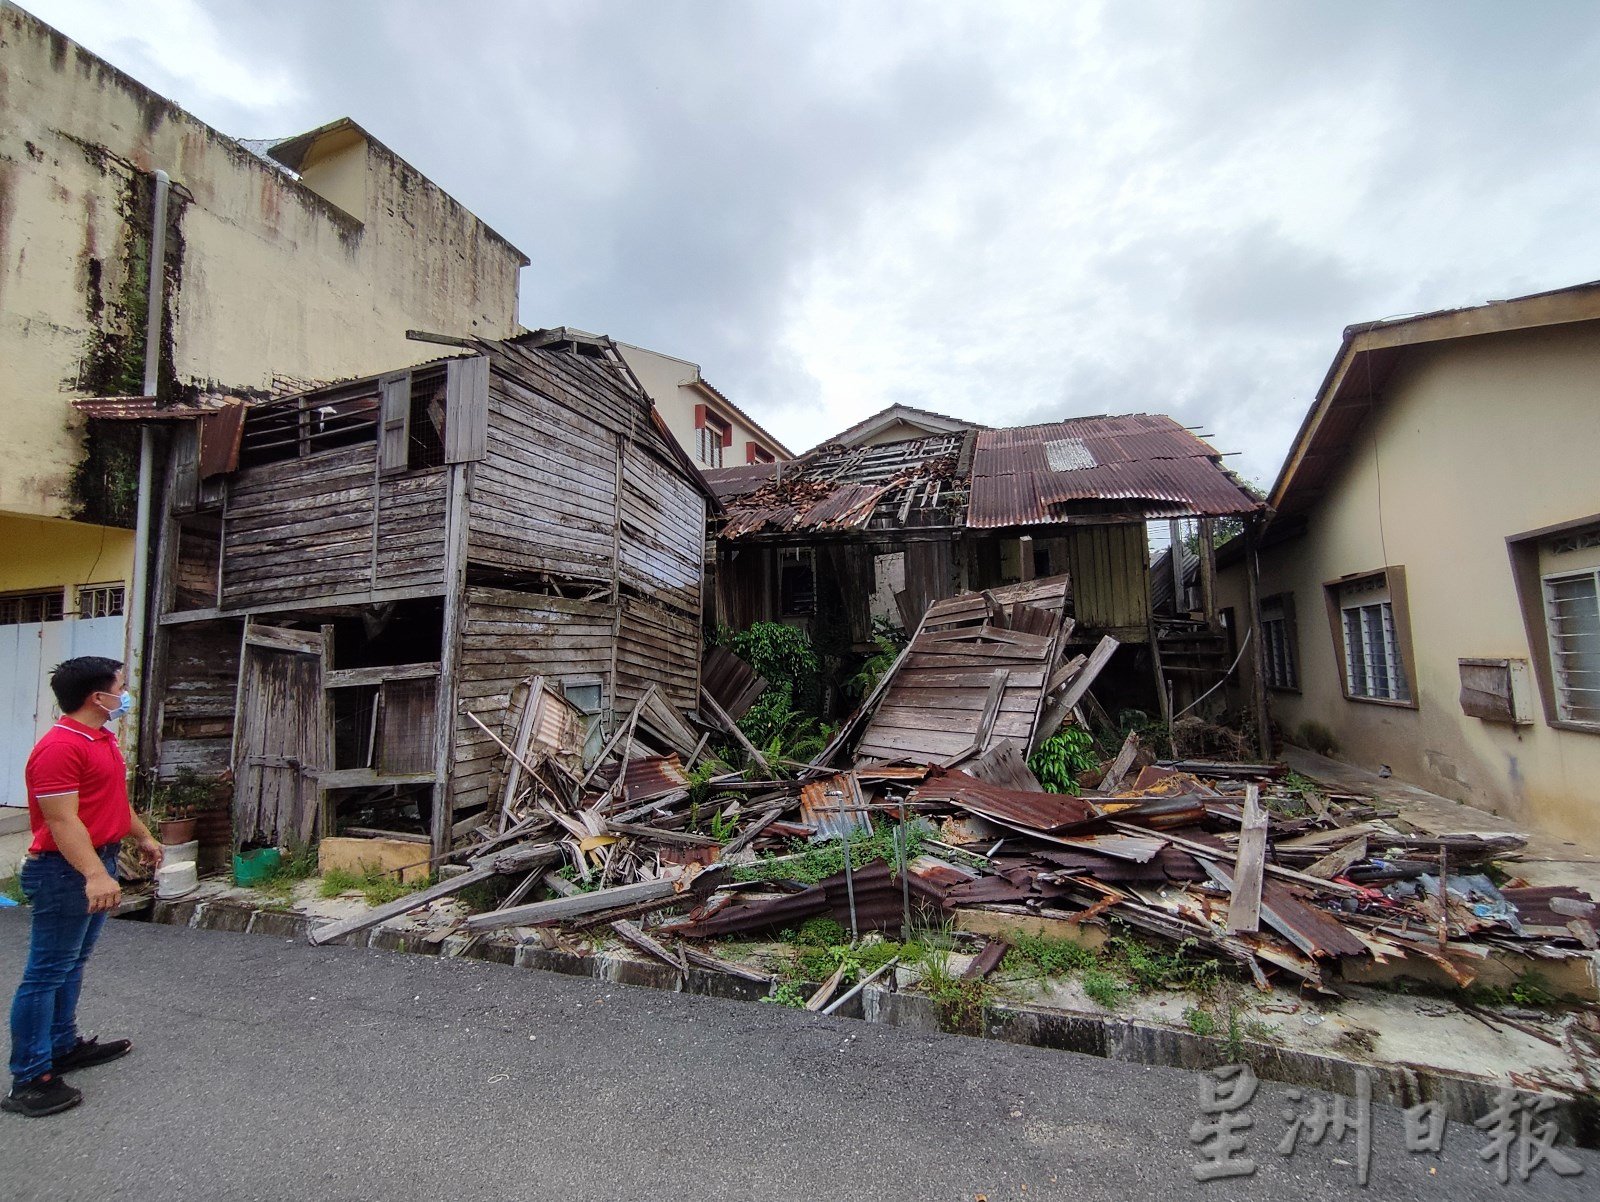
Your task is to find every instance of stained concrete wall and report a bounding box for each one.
[1219,321,1600,844]
[0,4,526,527]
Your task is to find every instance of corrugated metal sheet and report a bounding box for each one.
[701,462,779,501]
[912,771,1097,833]
[968,415,1262,529]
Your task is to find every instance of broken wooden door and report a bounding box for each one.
[232,624,328,847]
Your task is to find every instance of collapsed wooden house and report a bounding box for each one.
[142,331,713,855]
[706,414,1264,724]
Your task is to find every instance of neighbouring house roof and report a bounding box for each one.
[1270,279,1600,523]
[716,412,1257,540]
[818,403,985,449]
[967,415,1262,529]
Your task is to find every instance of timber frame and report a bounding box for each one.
[139,331,714,857]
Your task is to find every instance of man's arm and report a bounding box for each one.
[37,792,122,913]
[127,807,163,870]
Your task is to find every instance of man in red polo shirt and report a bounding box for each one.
[5,657,162,1118]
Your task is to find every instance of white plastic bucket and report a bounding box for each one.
[156,861,198,899]
[160,839,199,867]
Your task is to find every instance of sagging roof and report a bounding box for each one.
[1270,279,1600,523]
[718,433,969,538]
[968,415,1261,529]
[716,411,1258,540]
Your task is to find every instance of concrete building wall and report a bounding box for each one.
[0,4,525,530]
[1220,321,1600,842]
[617,343,789,469]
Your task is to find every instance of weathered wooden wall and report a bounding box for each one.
[155,618,242,780]
[451,586,614,818]
[1065,522,1150,638]
[220,445,447,610]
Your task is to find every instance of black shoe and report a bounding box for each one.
[53,1036,132,1074]
[2,1073,83,1118]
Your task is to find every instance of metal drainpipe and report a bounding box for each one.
[126,168,170,771]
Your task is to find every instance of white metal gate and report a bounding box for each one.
[0,617,125,806]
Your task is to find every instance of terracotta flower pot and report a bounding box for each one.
[158,817,197,845]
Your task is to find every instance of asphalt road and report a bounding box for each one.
[0,911,1592,1202]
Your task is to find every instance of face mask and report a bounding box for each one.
[100,690,133,721]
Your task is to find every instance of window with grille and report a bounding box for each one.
[407,367,448,469]
[0,590,65,625]
[1542,568,1600,725]
[77,584,125,619]
[1341,597,1409,701]
[1261,594,1298,690]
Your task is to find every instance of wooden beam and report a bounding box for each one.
[1242,515,1272,757]
[306,842,563,946]
[463,871,710,931]
[1226,785,1267,934]
[1095,732,1140,795]
[700,686,770,775]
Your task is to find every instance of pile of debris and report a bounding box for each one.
[302,583,1596,1007]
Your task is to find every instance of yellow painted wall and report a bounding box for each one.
[1219,322,1600,842]
[0,514,133,595]
[618,343,788,467]
[0,7,524,524]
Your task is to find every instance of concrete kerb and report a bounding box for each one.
[139,894,1599,1148]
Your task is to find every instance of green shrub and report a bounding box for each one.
[1028,725,1097,793]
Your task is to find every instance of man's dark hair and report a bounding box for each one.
[50,656,123,714]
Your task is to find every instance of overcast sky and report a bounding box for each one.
[25,1,1600,483]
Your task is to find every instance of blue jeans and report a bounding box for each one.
[7,845,118,1084]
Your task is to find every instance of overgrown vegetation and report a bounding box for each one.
[1,876,25,906]
[848,619,909,698]
[761,982,809,1009]
[320,862,430,907]
[720,622,819,701]
[1027,725,1097,794]
[252,843,320,902]
[1469,970,1560,1010]
[738,684,833,770]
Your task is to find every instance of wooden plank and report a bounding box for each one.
[1095,732,1140,795]
[1304,835,1368,880]
[306,844,562,945]
[462,872,703,931]
[324,663,440,689]
[1225,785,1267,934]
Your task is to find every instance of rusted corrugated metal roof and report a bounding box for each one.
[600,754,691,803]
[967,415,1262,529]
[701,462,779,501]
[912,771,1097,834]
[70,396,211,420]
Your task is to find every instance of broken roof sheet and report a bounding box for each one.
[719,434,968,537]
[968,415,1263,528]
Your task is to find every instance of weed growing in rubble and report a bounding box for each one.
[914,943,993,1032]
[1183,1006,1218,1037]
[1106,930,1221,994]
[1,875,26,905]
[732,823,930,886]
[1003,933,1096,979]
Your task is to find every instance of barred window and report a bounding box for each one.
[0,589,65,625]
[1260,594,1298,691]
[1542,568,1600,725]
[77,584,125,619]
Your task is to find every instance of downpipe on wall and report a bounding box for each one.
[125,167,170,773]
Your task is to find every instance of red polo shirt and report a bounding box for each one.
[25,716,132,853]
